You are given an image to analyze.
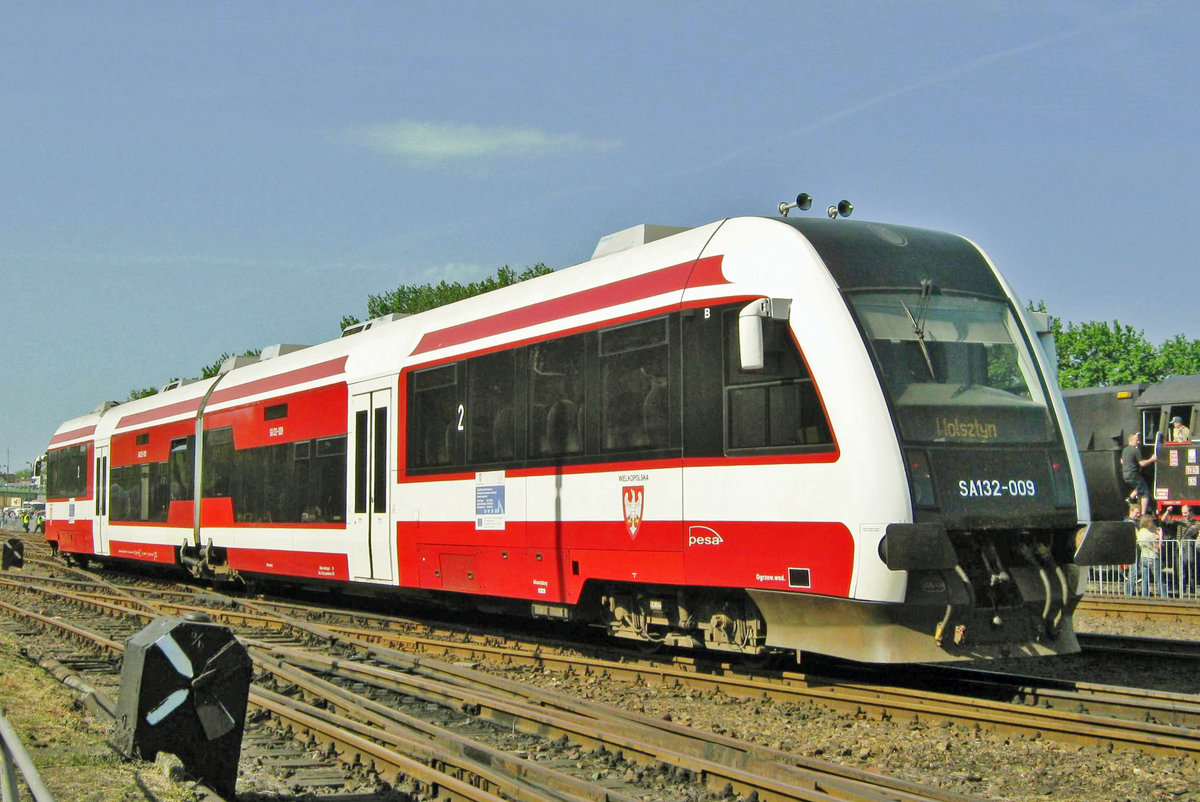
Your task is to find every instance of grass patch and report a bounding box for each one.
[0,629,200,801]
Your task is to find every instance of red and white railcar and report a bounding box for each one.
[44,214,1130,662]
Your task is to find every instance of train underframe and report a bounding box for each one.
[560,526,1091,664]
[49,523,1092,665]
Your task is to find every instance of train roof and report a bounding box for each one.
[1060,383,1146,399]
[1136,374,1200,408]
[781,218,993,294]
[50,214,1013,450]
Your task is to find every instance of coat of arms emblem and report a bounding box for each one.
[622,485,644,539]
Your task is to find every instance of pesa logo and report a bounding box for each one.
[687,528,724,547]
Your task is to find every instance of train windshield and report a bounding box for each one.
[847,291,1055,444]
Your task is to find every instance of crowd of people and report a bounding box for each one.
[1,506,44,534]
[1114,416,1199,598]
[1124,502,1200,598]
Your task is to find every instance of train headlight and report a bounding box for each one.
[1048,456,1076,508]
[905,449,937,508]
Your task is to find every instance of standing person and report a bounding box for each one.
[1123,502,1142,595]
[1133,514,1164,597]
[1179,506,1199,599]
[1121,432,1157,516]
[1169,416,1192,442]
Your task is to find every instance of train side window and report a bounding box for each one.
[1167,405,1192,440]
[355,410,369,512]
[529,335,585,458]
[599,317,669,452]
[466,350,517,464]
[222,435,346,523]
[409,363,460,469]
[312,436,348,522]
[168,436,194,505]
[1141,409,1160,444]
[724,310,804,386]
[109,463,151,522]
[46,443,89,499]
[202,427,234,497]
[722,307,832,453]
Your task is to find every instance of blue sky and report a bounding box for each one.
[2,1,1197,471]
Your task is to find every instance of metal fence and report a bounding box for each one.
[1084,538,1199,601]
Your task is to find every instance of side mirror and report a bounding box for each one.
[738,298,792,370]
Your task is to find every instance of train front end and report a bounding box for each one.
[752,219,1131,662]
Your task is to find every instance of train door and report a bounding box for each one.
[348,385,395,582]
[93,445,109,555]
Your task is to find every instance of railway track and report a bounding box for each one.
[0,553,977,802]
[1077,631,1200,660]
[7,558,1200,762]
[5,530,1200,798]
[321,618,1200,758]
[154,587,1200,758]
[9,545,1200,753]
[1076,595,1200,625]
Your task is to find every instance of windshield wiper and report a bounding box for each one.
[914,279,933,335]
[900,279,937,380]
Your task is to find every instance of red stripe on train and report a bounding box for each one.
[116,357,349,429]
[48,425,97,448]
[411,255,728,356]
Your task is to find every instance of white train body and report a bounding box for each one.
[45,215,1128,663]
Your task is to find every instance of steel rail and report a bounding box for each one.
[251,641,938,802]
[870,662,1200,731]
[296,616,1200,759]
[1077,597,1200,623]
[2,575,963,801]
[0,596,582,802]
[247,689,515,802]
[222,595,971,802]
[8,574,1199,761]
[264,609,1200,758]
[251,658,638,802]
[1077,631,1200,660]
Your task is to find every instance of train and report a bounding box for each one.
[1063,377,1200,525]
[43,204,1132,664]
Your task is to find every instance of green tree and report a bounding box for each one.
[1029,301,1200,388]
[199,349,262,379]
[127,385,165,400]
[341,263,554,330]
[1053,320,1160,388]
[1157,333,1200,377]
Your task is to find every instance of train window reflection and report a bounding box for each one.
[46,443,89,499]
[722,308,831,452]
[530,335,585,457]
[409,364,460,468]
[849,292,1054,443]
[198,427,347,524]
[599,318,668,453]
[466,351,517,464]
